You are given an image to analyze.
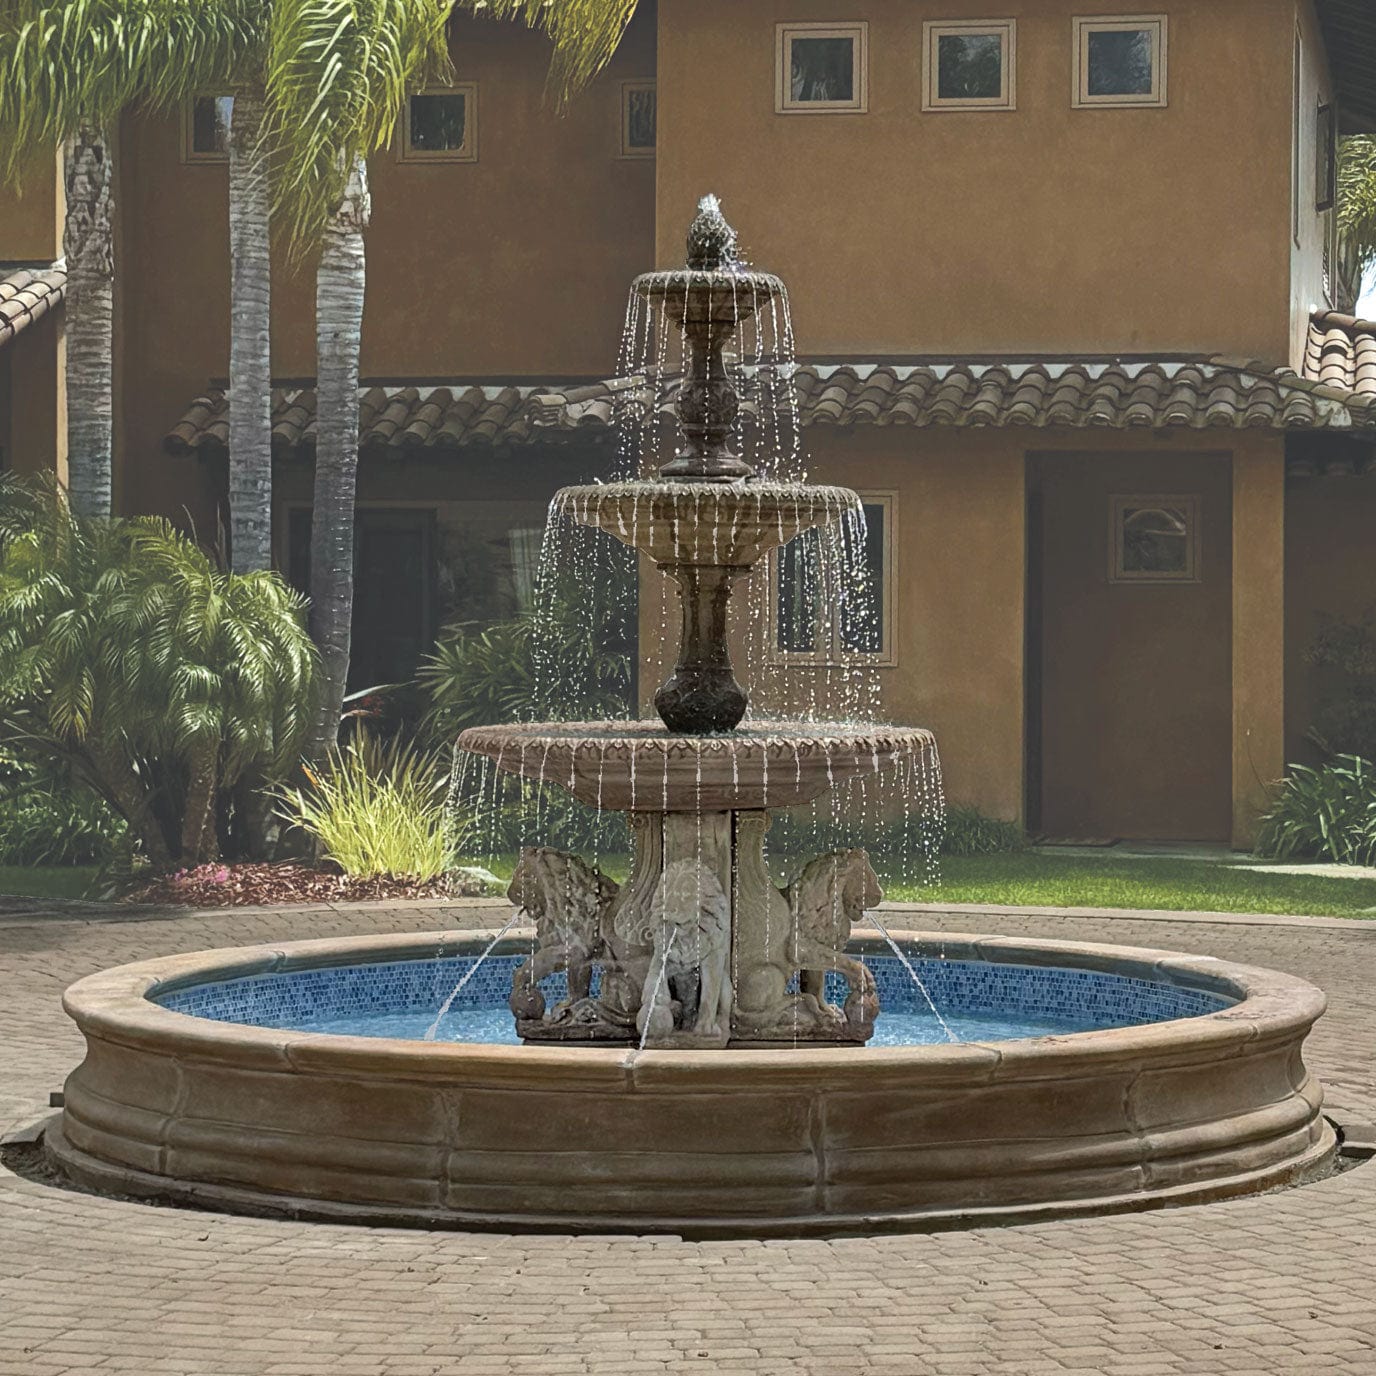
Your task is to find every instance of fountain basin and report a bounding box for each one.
[455,720,937,811]
[49,928,1335,1235]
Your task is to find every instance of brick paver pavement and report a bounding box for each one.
[2,900,1375,1376]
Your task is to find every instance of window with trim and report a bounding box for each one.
[776,23,868,114]
[923,20,1016,111]
[1072,16,1167,108]
[620,80,656,157]
[184,95,233,161]
[401,85,477,162]
[774,496,893,660]
[1110,496,1199,583]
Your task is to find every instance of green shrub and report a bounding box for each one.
[1255,755,1376,865]
[0,750,125,865]
[273,731,456,879]
[419,581,634,741]
[939,806,1024,856]
[0,474,316,868]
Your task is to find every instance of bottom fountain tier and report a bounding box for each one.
[506,814,882,1049]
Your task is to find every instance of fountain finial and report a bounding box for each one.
[686,194,738,271]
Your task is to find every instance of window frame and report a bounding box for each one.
[1071,15,1168,110]
[619,78,657,159]
[399,83,479,164]
[1109,494,1200,584]
[775,22,869,115]
[768,491,896,666]
[922,19,1017,112]
[181,94,234,163]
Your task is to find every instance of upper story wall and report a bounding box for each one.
[657,0,1299,362]
[0,152,61,264]
[115,7,656,390]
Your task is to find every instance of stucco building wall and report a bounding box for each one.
[111,9,657,532]
[657,0,1297,362]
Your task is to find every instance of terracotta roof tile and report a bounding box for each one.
[535,360,1376,435]
[0,263,65,349]
[1304,311,1376,399]
[162,383,596,456]
[167,355,1376,460]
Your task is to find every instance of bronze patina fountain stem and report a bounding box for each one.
[653,563,751,734]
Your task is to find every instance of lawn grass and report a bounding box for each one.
[4,852,1370,918]
[0,865,99,900]
[883,853,1376,919]
[467,849,1376,919]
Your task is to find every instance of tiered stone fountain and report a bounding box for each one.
[458,197,934,1048]
[47,197,1336,1234]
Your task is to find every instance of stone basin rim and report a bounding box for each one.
[455,718,938,748]
[60,927,1327,1075]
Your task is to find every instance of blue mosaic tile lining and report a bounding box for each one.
[156,948,1233,1037]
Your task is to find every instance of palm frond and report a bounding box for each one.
[0,0,262,181]
[264,0,451,249]
[1339,136,1376,286]
[473,0,638,107]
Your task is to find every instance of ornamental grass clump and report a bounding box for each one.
[274,730,456,880]
[1255,755,1376,866]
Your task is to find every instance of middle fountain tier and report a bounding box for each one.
[456,195,940,1050]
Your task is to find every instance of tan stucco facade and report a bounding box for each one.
[657,0,1307,363]
[0,0,1366,846]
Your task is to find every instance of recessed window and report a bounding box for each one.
[776,23,868,114]
[620,80,656,158]
[1110,496,1199,583]
[400,85,477,162]
[1316,102,1336,212]
[183,95,233,162]
[923,21,1016,111]
[1073,16,1167,108]
[774,496,893,661]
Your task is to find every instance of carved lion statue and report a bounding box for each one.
[507,847,619,1021]
[783,849,882,1035]
[637,858,733,1042]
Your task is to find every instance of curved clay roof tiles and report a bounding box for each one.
[0,263,65,349]
[163,347,1376,459]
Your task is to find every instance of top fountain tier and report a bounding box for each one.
[632,191,784,332]
[636,194,786,483]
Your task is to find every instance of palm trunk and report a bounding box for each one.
[63,121,115,519]
[180,738,220,864]
[306,156,370,761]
[90,739,173,870]
[227,86,274,573]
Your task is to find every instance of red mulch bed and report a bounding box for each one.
[124,863,499,908]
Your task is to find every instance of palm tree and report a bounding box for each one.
[264,0,643,759]
[1338,136,1376,313]
[263,0,451,760]
[0,0,253,518]
[0,473,315,866]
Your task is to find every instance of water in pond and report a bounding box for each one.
[155,951,1234,1048]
